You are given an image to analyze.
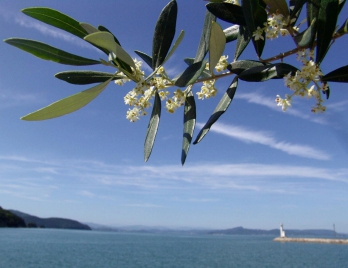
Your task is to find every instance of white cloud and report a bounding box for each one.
[197,122,330,160]
[235,92,328,124]
[0,155,347,201]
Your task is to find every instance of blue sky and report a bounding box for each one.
[1,0,348,232]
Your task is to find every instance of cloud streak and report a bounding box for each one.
[235,92,328,124]
[197,122,330,160]
[0,155,347,201]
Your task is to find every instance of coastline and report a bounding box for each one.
[274,237,348,244]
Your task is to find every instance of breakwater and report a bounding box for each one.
[274,237,348,244]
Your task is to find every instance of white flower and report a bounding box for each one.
[275,94,292,112]
[252,26,264,41]
[126,107,140,122]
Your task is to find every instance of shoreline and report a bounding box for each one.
[274,237,348,244]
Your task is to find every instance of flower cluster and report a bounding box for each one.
[118,55,232,122]
[253,13,290,41]
[195,56,229,100]
[277,49,327,113]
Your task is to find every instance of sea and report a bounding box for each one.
[1,229,348,268]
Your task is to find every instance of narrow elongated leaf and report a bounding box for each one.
[4,38,99,66]
[306,0,320,48]
[263,0,289,17]
[21,79,112,121]
[307,0,321,27]
[321,65,348,82]
[234,25,251,60]
[337,18,348,35]
[195,11,216,62]
[289,0,307,25]
[227,60,267,75]
[22,7,88,39]
[242,0,267,57]
[224,25,239,43]
[144,91,161,162]
[152,0,177,69]
[174,60,208,87]
[161,30,185,66]
[316,0,339,64]
[209,22,226,73]
[134,50,153,68]
[238,63,298,82]
[181,90,196,165]
[98,25,121,45]
[338,0,347,13]
[80,22,99,34]
[206,3,246,25]
[55,71,123,85]
[84,32,135,70]
[294,18,317,47]
[141,30,184,81]
[193,76,238,144]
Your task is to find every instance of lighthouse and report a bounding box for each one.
[280,223,286,238]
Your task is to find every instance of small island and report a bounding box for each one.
[274,224,348,245]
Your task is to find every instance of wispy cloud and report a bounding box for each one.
[0,155,347,202]
[235,92,328,124]
[0,89,41,109]
[197,122,330,160]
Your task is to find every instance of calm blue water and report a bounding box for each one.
[1,229,347,268]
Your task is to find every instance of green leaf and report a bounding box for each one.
[193,76,238,144]
[234,25,251,60]
[162,30,185,66]
[238,63,298,82]
[181,90,196,165]
[80,22,99,34]
[321,65,348,82]
[152,0,178,69]
[242,0,267,57]
[289,0,307,25]
[55,71,123,85]
[307,0,321,26]
[174,60,208,87]
[4,38,100,66]
[84,32,135,70]
[263,0,289,17]
[22,7,88,39]
[134,50,153,68]
[306,0,320,48]
[227,60,267,75]
[206,3,246,25]
[209,22,226,74]
[337,18,348,35]
[144,91,161,162]
[21,79,112,121]
[338,0,347,13]
[194,11,216,62]
[224,25,239,43]
[316,0,339,64]
[294,18,317,47]
[184,58,211,79]
[98,25,121,45]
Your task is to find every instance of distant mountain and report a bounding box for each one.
[9,210,91,230]
[87,224,345,237]
[208,226,345,237]
[0,207,26,227]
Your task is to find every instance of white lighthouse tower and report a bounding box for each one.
[280,223,286,238]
